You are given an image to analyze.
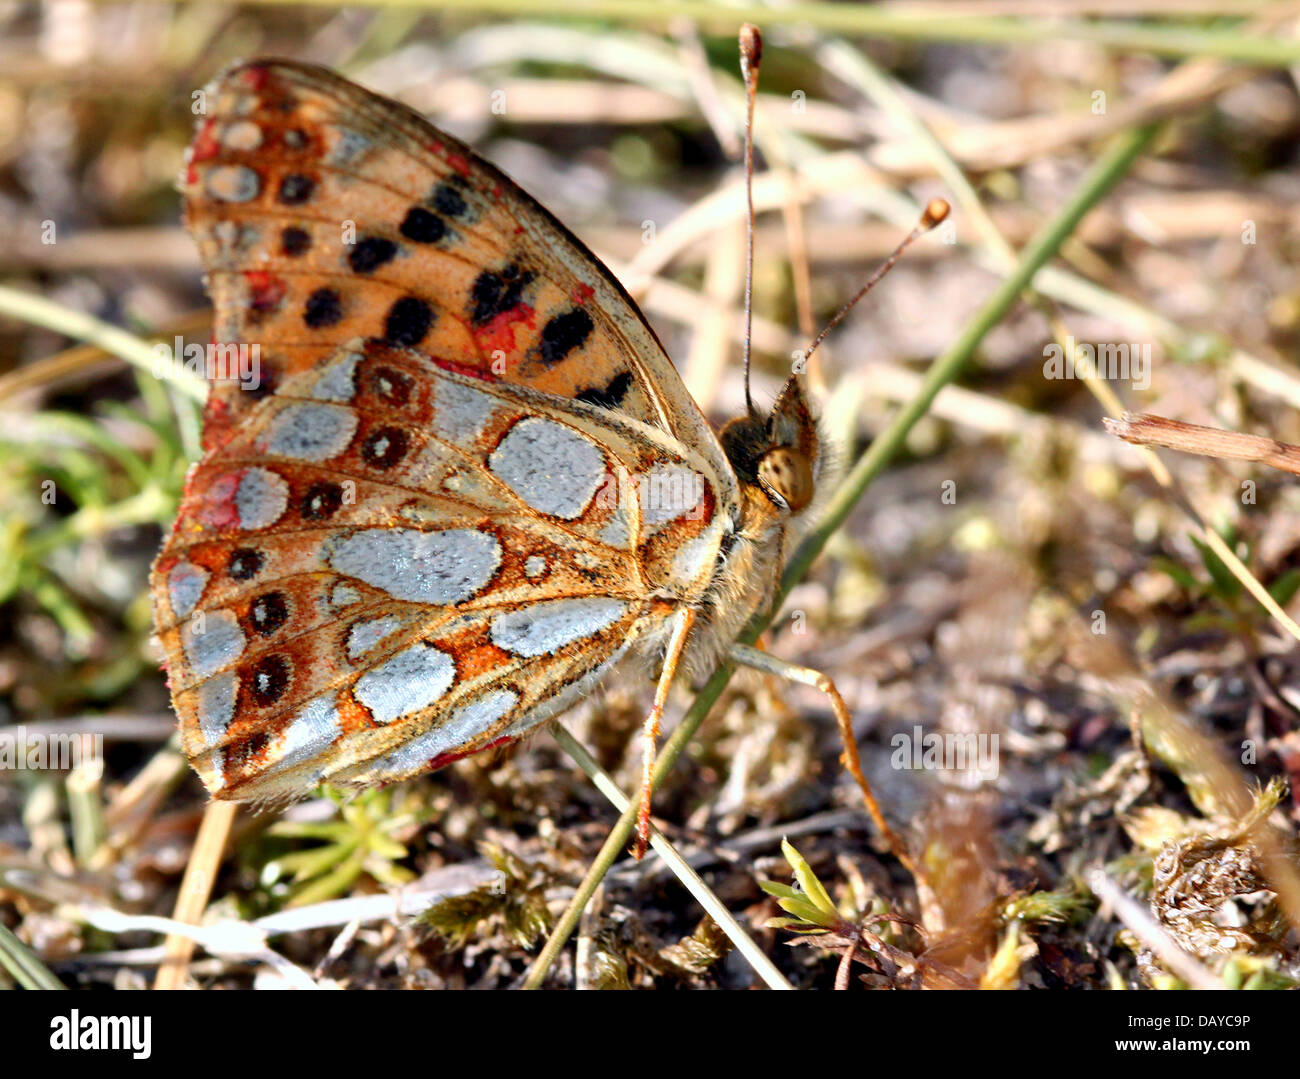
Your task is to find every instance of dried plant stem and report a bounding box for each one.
[1106,412,1300,475]
[551,725,793,990]
[523,121,1160,990]
[1087,870,1220,990]
[67,760,107,868]
[834,937,857,991]
[153,800,238,990]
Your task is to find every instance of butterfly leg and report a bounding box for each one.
[728,642,916,876]
[633,606,697,861]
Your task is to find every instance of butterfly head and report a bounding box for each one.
[720,375,821,518]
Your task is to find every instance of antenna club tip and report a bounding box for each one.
[740,23,763,74]
[921,198,950,229]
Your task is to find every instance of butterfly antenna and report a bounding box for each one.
[803,199,950,364]
[739,23,762,420]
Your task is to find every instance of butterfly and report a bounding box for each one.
[151,55,938,858]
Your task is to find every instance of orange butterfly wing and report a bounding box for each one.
[152,60,734,799]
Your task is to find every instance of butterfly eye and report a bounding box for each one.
[757,447,814,513]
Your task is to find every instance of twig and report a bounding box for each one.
[1087,869,1220,990]
[1106,412,1300,476]
[834,936,857,990]
[153,801,238,990]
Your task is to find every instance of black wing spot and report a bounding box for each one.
[245,368,277,401]
[399,207,447,244]
[247,654,291,706]
[383,297,434,347]
[303,288,342,329]
[576,370,632,410]
[348,236,398,274]
[250,592,289,636]
[432,181,469,218]
[227,548,263,580]
[280,226,311,257]
[277,173,316,205]
[540,308,594,366]
[301,482,343,520]
[470,263,535,326]
[361,426,409,470]
[368,366,413,406]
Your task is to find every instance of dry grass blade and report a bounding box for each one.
[153,802,238,990]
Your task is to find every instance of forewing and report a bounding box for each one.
[183,58,735,508]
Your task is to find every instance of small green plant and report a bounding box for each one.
[760,838,848,933]
[1219,956,1297,991]
[760,839,925,988]
[1151,524,1300,636]
[0,371,193,687]
[1001,888,1092,926]
[261,787,422,907]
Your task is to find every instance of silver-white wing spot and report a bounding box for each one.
[235,468,289,529]
[345,615,405,660]
[488,417,605,520]
[598,510,632,550]
[637,462,707,530]
[196,671,237,746]
[263,402,358,461]
[371,688,518,776]
[182,610,245,679]
[669,533,717,587]
[330,582,362,609]
[168,561,209,620]
[303,347,363,402]
[265,696,343,775]
[328,128,372,166]
[205,164,260,202]
[504,645,630,736]
[326,528,501,604]
[490,597,627,657]
[221,120,264,151]
[355,642,456,723]
[433,378,506,445]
